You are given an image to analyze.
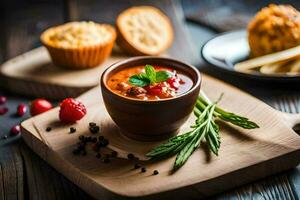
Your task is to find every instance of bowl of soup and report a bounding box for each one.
[101,56,201,141]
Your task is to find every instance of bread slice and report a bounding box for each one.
[116,6,174,56]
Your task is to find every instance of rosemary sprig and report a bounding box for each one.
[146,91,259,171]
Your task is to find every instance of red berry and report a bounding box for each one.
[0,96,7,104]
[59,98,87,123]
[30,98,53,116]
[10,125,20,135]
[0,107,8,115]
[17,104,27,116]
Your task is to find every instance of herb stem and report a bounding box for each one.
[146,91,259,171]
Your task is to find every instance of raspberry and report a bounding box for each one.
[30,98,53,116]
[59,98,87,123]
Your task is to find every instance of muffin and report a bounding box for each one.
[41,21,116,69]
[116,6,174,56]
[248,4,300,57]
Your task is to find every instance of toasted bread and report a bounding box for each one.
[116,6,173,56]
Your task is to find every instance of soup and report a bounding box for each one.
[107,65,193,100]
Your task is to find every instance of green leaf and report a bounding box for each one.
[156,71,172,82]
[128,64,173,87]
[145,65,157,84]
[129,74,149,87]
[173,132,199,171]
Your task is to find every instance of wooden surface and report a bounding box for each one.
[1,0,300,200]
[21,74,300,198]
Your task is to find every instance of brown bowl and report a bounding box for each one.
[100,56,201,141]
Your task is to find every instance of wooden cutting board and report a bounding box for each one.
[20,74,300,199]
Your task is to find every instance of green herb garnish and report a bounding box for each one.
[129,65,172,87]
[146,91,259,171]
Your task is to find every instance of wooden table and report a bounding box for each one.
[0,0,299,199]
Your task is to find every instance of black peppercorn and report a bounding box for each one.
[127,153,134,160]
[79,135,85,141]
[100,139,109,147]
[89,126,100,134]
[46,127,52,132]
[70,127,76,133]
[141,167,146,173]
[87,136,92,142]
[2,135,8,140]
[153,170,159,175]
[89,122,96,127]
[82,137,88,143]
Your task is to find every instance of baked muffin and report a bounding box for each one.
[116,6,174,56]
[41,21,116,69]
[248,4,300,57]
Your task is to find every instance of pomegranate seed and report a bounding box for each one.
[10,125,20,135]
[17,104,27,116]
[0,96,7,104]
[0,107,8,115]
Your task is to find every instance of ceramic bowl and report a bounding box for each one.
[101,56,201,141]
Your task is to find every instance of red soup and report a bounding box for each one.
[107,65,193,100]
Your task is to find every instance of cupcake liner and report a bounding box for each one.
[43,42,114,69]
[41,23,116,70]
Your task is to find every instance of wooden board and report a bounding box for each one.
[0,47,129,99]
[20,73,300,199]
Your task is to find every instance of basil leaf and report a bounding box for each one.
[129,74,150,87]
[156,71,173,82]
[145,65,156,84]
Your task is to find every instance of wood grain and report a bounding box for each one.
[20,74,300,199]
